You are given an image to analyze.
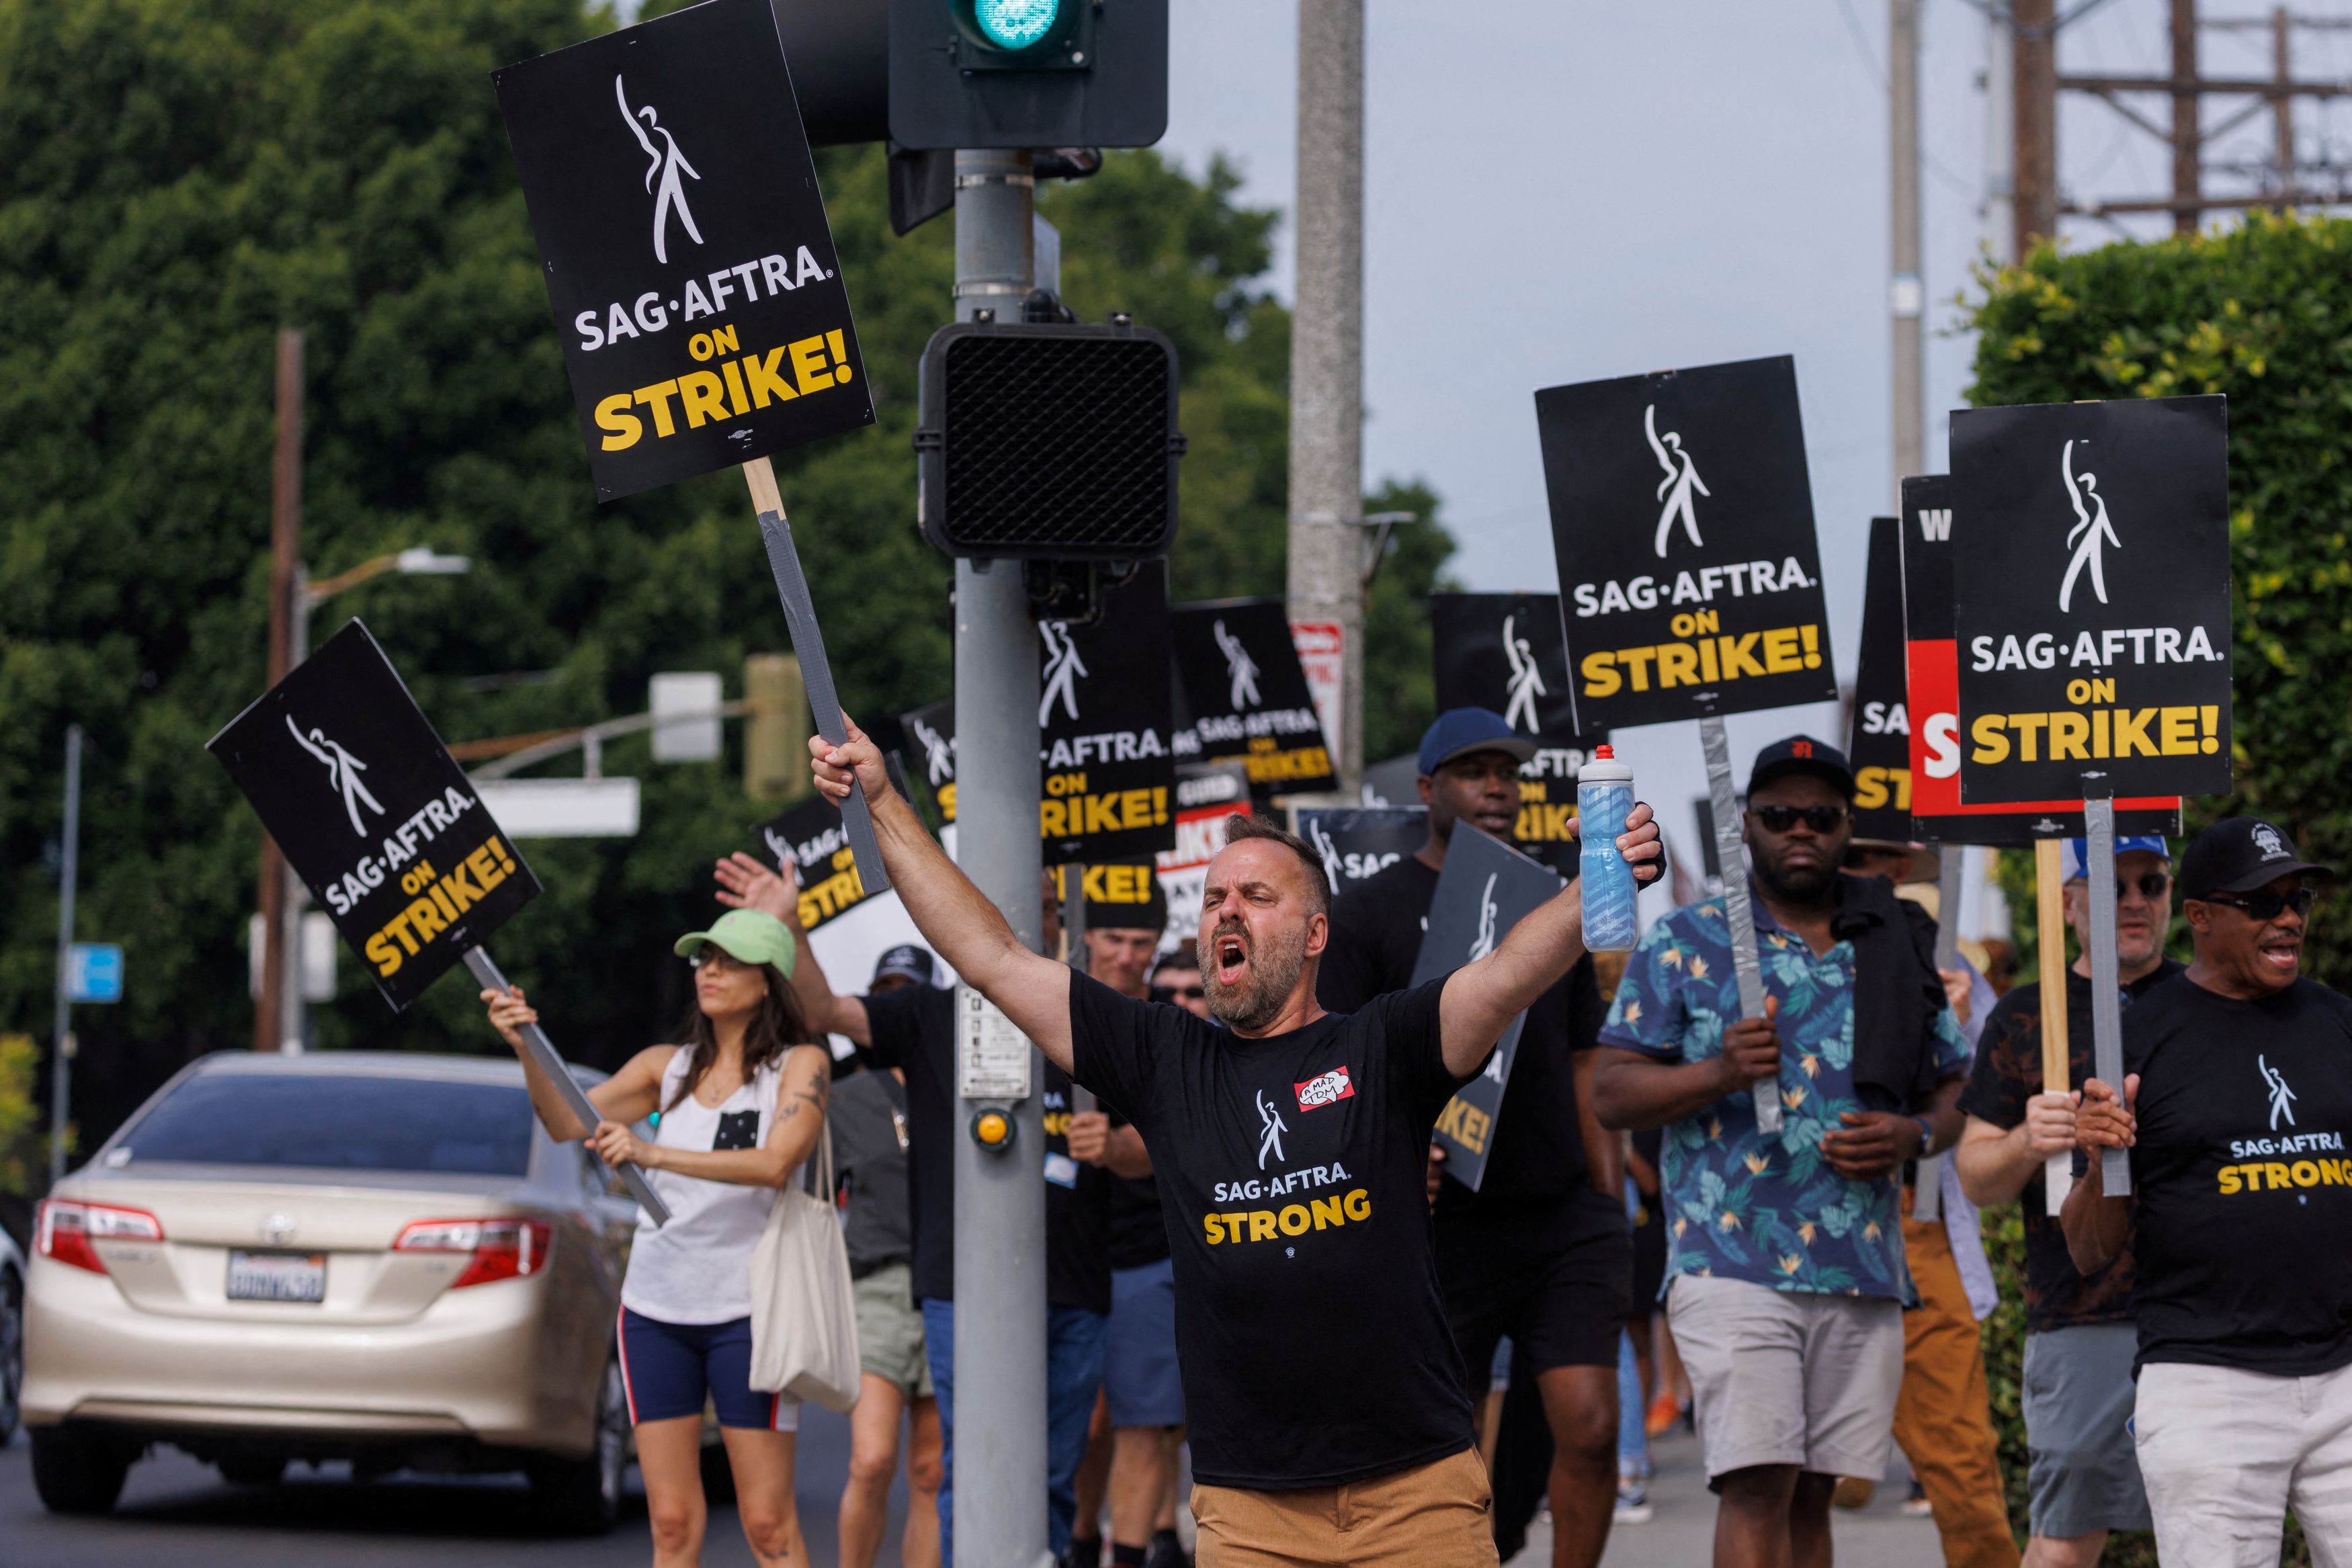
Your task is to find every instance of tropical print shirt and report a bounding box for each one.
[1598,889,1968,1302]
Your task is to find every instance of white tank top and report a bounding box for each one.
[619,1048,791,1325]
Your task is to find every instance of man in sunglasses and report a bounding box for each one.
[2064,816,2352,1563]
[1952,835,2177,1567]
[1593,735,1970,1568]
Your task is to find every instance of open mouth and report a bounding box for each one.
[1212,926,1251,987]
[2261,937,2302,971]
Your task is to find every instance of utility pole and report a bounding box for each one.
[1890,0,1924,495]
[2274,5,2296,202]
[1985,2,2018,265]
[949,145,1050,1568]
[49,724,82,1188]
[255,328,303,1053]
[2014,0,2060,255]
[1286,0,1364,794]
[2173,0,2202,234]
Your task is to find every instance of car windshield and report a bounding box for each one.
[113,1074,536,1177]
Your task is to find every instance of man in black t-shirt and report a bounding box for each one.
[2066,817,2352,1562]
[1318,708,1626,1568]
[806,717,1662,1565]
[1954,835,2175,1564]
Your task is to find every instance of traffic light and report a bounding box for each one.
[915,316,1183,561]
[889,0,1168,150]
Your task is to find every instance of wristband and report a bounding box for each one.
[1913,1116,1938,1158]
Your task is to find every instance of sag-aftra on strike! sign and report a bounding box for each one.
[1951,396,2232,805]
[495,0,874,500]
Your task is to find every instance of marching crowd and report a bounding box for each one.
[480,704,2351,1568]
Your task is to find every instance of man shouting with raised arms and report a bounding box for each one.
[808,719,1662,1567]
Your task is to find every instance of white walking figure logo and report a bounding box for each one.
[1468,872,1501,962]
[1644,404,1710,558]
[2058,439,2121,614]
[913,717,955,785]
[1501,614,1546,732]
[1255,1090,1288,1170]
[1306,818,1343,891]
[1038,622,1087,725]
[2261,1054,2298,1131]
[286,715,386,836]
[1213,619,1261,711]
[616,75,704,266]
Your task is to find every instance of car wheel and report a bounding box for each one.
[530,1356,626,1536]
[30,1427,134,1515]
[218,1454,286,1485]
[0,1265,22,1445]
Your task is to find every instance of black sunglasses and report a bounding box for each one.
[1752,804,1849,834]
[2201,887,2318,922]
[2105,873,2172,900]
[1161,984,1206,1000]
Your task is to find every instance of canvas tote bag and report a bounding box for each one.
[747,1118,861,1411]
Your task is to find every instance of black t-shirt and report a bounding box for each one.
[830,1068,912,1277]
[1318,853,1601,1215]
[864,984,1111,1317]
[1070,969,1475,1490]
[1957,959,2182,1333]
[2122,973,2352,1377]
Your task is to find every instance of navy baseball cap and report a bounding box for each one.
[1747,736,1856,801]
[872,945,936,986]
[2062,836,2171,882]
[1418,708,1537,777]
[2180,818,2335,900]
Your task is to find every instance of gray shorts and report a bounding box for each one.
[853,1262,933,1400]
[1666,1273,1904,1485]
[2023,1323,2150,1537]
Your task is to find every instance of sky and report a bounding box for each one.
[1154,0,2350,925]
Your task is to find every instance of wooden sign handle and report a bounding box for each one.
[2034,838,2072,1215]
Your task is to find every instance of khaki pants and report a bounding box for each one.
[1891,1213,2021,1568]
[1191,1446,1499,1567]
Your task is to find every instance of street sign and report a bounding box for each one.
[1170,598,1335,797]
[1431,592,1608,872]
[649,671,724,761]
[1409,826,1562,1192]
[208,620,542,1010]
[1900,474,2179,841]
[65,944,122,1004]
[1951,396,2232,805]
[1848,518,1913,844]
[1536,355,1837,732]
[493,0,874,500]
[472,778,644,838]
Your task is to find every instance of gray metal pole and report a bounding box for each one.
[2083,798,2132,1195]
[951,144,1051,1568]
[1890,0,1925,498]
[50,724,82,1188]
[1700,715,1779,1133]
[1286,0,1365,795]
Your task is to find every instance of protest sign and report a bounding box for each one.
[1536,355,1837,732]
[493,0,872,501]
[1359,753,1422,809]
[1847,518,1914,844]
[1170,599,1335,796]
[1950,396,2232,805]
[753,790,943,1022]
[900,698,957,825]
[1296,808,1427,902]
[1407,826,1562,1191]
[1901,474,2180,840]
[1431,592,1607,871]
[1154,764,1249,956]
[209,621,541,1011]
[1039,564,1177,864]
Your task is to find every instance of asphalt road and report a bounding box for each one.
[1,1403,912,1568]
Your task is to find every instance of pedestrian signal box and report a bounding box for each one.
[915,319,1183,562]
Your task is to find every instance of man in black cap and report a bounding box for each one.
[2065,816,2352,1563]
[1592,735,1968,1568]
[1318,707,1625,1568]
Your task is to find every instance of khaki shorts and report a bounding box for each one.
[1666,1273,1904,1485]
[853,1262,933,1400]
[1191,1446,1497,1568]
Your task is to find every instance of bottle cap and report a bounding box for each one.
[1594,744,1614,759]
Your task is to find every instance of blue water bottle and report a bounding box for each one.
[1579,744,1638,953]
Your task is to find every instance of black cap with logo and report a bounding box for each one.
[871,945,937,987]
[1747,735,1857,802]
[2179,817,2336,900]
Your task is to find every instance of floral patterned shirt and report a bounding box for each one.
[1598,891,1969,1302]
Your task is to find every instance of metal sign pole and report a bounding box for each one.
[1700,715,1779,1133]
[464,947,671,1226]
[2083,797,2132,1196]
[2035,838,2074,1215]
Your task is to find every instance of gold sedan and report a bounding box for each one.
[22,1050,642,1532]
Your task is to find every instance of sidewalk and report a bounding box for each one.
[1507,1428,1948,1567]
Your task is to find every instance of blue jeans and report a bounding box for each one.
[921,1298,1109,1565]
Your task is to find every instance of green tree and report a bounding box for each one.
[0,0,1455,1142]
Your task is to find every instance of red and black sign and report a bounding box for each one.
[1847,518,1913,844]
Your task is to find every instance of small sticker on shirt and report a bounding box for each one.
[1044,1151,1080,1189]
[712,1110,761,1151]
[1296,1067,1355,1111]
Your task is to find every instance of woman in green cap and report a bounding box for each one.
[482,905,829,1568]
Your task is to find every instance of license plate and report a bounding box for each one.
[226,1250,326,1303]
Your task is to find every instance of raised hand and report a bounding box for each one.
[808,715,891,807]
[715,850,798,924]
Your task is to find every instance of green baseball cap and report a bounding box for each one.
[673,909,796,977]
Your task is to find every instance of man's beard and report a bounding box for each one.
[1755,850,1839,903]
[1202,918,1308,1032]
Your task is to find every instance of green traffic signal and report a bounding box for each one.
[970,0,1062,52]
